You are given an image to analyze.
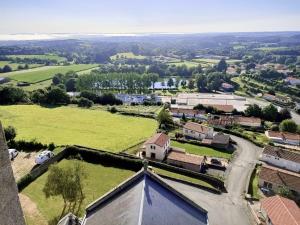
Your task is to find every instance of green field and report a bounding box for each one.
[0,105,157,151]
[171,141,232,159]
[3,64,98,83]
[168,61,200,68]
[110,52,146,60]
[193,58,242,64]
[7,54,67,62]
[0,61,41,71]
[22,159,135,224]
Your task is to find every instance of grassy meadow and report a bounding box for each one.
[110,52,146,60]
[171,140,232,159]
[3,64,98,83]
[0,61,41,71]
[7,54,67,62]
[22,159,136,224]
[0,105,157,152]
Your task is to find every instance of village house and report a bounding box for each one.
[143,133,170,161]
[258,164,300,196]
[167,150,206,172]
[263,93,291,105]
[183,122,214,140]
[234,116,262,128]
[170,108,206,120]
[265,130,300,146]
[285,76,300,86]
[59,168,209,225]
[211,132,231,149]
[260,195,300,225]
[261,145,300,173]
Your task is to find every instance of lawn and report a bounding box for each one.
[153,167,214,189]
[7,54,67,62]
[22,159,136,224]
[168,60,200,68]
[3,64,98,83]
[0,105,157,152]
[248,166,261,199]
[110,52,146,60]
[0,61,41,71]
[171,140,232,159]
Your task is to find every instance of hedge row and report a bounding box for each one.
[8,139,49,152]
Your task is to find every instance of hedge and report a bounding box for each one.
[8,139,48,152]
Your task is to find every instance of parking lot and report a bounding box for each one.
[11,151,39,181]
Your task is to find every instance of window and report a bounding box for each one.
[151,153,156,159]
[150,145,156,150]
[263,181,273,189]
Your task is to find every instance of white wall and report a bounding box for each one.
[145,140,170,161]
[183,127,214,140]
[261,154,300,173]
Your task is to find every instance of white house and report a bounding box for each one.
[261,145,300,173]
[183,122,214,140]
[265,131,300,146]
[143,133,170,161]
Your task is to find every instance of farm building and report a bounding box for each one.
[167,150,206,172]
[142,133,170,161]
[260,145,300,173]
[258,164,300,196]
[265,131,300,146]
[183,122,214,140]
[62,168,209,225]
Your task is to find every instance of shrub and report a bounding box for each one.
[0,86,28,105]
[8,139,48,152]
[4,126,17,142]
[48,142,56,151]
[110,106,117,113]
[78,97,93,108]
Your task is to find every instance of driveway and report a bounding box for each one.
[164,135,263,225]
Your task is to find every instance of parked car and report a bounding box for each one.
[211,158,221,165]
[35,150,54,165]
[8,149,18,160]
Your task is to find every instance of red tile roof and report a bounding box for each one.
[145,133,170,147]
[261,195,300,225]
[259,165,300,192]
[204,104,234,113]
[263,145,300,164]
[183,122,211,134]
[267,131,300,141]
[235,116,261,124]
[167,151,204,165]
[170,108,204,115]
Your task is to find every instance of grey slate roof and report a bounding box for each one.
[82,169,208,225]
[57,213,81,225]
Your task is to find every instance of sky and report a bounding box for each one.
[1,0,300,35]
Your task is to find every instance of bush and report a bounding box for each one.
[78,97,93,108]
[8,139,48,152]
[109,106,117,113]
[48,142,56,151]
[0,86,28,105]
[4,126,17,142]
[45,87,70,105]
[279,119,298,133]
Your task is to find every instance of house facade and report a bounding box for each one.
[143,133,170,161]
[265,131,300,146]
[261,145,300,173]
[183,122,214,140]
[258,164,300,196]
[170,108,206,120]
[234,116,261,128]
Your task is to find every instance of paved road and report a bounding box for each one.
[164,135,262,225]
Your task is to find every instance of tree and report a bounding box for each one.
[195,74,206,92]
[279,119,298,133]
[149,73,159,91]
[2,65,12,73]
[65,78,77,92]
[157,108,173,128]
[0,86,28,105]
[4,126,16,142]
[278,108,291,122]
[188,79,195,90]
[167,78,174,88]
[262,104,278,122]
[52,75,62,85]
[78,97,93,108]
[216,58,227,72]
[245,104,262,117]
[43,162,86,219]
[46,87,70,105]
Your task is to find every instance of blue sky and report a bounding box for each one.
[1,0,300,34]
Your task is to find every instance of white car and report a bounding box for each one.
[8,149,18,160]
[35,150,54,165]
